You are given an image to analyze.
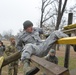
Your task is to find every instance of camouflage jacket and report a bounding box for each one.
[5,44,18,56]
[17,28,43,51]
[45,55,58,64]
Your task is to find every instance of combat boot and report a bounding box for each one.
[26,67,39,75]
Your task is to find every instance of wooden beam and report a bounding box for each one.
[63,28,76,34]
[31,55,70,75]
[56,36,76,44]
[1,51,21,67]
[64,24,76,30]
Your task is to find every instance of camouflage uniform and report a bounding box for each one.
[44,54,58,64]
[17,20,69,75]
[44,49,58,64]
[43,55,58,75]
[17,29,68,60]
[0,41,5,57]
[17,28,68,75]
[5,44,18,75]
[43,49,58,75]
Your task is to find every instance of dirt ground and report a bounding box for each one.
[56,45,76,57]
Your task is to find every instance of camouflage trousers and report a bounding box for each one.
[23,59,32,75]
[8,61,18,75]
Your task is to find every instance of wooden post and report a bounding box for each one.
[64,13,73,68]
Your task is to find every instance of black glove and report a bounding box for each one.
[26,67,39,75]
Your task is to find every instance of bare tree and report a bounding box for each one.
[3,30,14,40]
[40,0,76,30]
[40,0,68,29]
[15,29,23,40]
[55,0,68,30]
[40,0,56,27]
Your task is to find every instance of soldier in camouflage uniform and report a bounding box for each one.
[5,38,18,75]
[43,49,58,75]
[16,20,69,75]
[17,20,76,75]
[0,41,5,57]
[44,49,58,64]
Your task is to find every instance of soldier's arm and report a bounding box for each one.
[44,54,50,60]
[16,38,23,52]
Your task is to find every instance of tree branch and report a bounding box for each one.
[61,0,68,17]
[44,0,54,10]
[44,8,51,20]
[55,0,62,30]
[43,14,56,23]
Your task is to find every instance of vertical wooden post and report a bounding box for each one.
[64,13,73,68]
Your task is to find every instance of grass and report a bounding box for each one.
[69,57,76,70]
[58,56,76,70]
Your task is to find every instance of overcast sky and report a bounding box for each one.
[0,0,76,35]
[0,0,41,35]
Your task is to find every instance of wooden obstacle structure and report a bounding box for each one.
[0,24,76,75]
[0,13,76,75]
[64,24,76,30]
[0,51,70,75]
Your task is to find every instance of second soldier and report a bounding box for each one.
[5,37,18,75]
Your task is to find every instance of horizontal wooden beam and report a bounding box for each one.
[64,24,76,30]
[1,51,21,68]
[31,55,70,75]
[63,28,76,34]
[56,36,76,44]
